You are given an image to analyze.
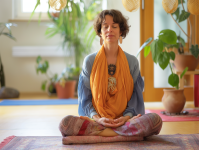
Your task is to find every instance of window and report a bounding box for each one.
[12,0,50,20]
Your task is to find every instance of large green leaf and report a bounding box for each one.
[158,29,177,45]
[179,10,190,23]
[168,73,179,87]
[158,52,170,70]
[189,44,199,58]
[156,39,164,52]
[169,51,175,60]
[144,46,151,57]
[150,40,160,63]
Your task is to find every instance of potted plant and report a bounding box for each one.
[36,56,58,95]
[163,0,199,71]
[55,65,80,99]
[32,0,101,69]
[32,0,101,94]
[36,56,79,98]
[144,29,188,113]
[0,23,20,99]
[0,23,17,88]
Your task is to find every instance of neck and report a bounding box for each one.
[104,42,119,57]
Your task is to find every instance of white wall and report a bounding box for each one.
[0,0,140,93]
[108,0,140,57]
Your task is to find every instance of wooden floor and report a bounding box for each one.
[0,93,199,143]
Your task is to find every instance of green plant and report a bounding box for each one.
[36,56,80,91]
[57,65,80,88]
[36,56,58,92]
[32,0,102,70]
[0,23,17,88]
[144,29,188,89]
[170,0,199,58]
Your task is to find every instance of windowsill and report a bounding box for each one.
[9,18,51,22]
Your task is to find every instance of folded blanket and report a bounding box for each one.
[63,135,143,145]
[59,113,162,144]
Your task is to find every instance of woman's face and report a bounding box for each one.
[100,15,121,44]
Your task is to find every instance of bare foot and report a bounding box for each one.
[127,114,142,122]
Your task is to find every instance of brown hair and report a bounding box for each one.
[93,9,130,39]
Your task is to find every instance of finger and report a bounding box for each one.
[105,118,114,123]
[137,114,142,117]
[113,119,120,123]
[132,116,140,120]
[114,121,124,126]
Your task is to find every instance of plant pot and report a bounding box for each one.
[173,53,198,72]
[162,89,186,113]
[55,80,77,99]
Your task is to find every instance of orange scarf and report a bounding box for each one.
[90,45,134,119]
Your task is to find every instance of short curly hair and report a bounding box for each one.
[93,9,130,39]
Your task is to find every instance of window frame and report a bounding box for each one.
[12,0,50,20]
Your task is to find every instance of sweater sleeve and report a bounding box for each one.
[78,54,98,118]
[123,53,145,117]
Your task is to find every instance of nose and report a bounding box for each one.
[107,26,113,32]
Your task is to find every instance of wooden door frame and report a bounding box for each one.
[140,0,198,102]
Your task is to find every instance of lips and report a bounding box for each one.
[107,35,114,37]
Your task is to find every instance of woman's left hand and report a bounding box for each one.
[113,116,130,127]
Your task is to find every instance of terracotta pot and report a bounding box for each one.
[162,89,186,113]
[173,53,198,71]
[55,80,76,99]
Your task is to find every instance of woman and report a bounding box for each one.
[59,9,162,139]
[78,9,145,128]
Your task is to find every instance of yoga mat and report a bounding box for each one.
[1,134,199,149]
[146,108,199,122]
[0,99,78,106]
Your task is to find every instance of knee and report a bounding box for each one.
[59,115,79,137]
[147,113,162,126]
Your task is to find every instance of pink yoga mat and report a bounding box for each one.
[146,108,199,122]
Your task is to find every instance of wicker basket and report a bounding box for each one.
[162,0,178,14]
[122,0,140,12]
[49,0,67,11]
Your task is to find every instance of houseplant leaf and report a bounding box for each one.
[36,56,42,64]
[180,67,188,79]
[158,52,170,70]
[189,44,199,58]
[169,51,175,60]
[41,80,47,91]
[150,40,161,63]
[158,29,177,45]
[144,45,151,57]
[168,73,179,87]
[172,7,180,21]
[179,10,190,23]
[156,39,164,52]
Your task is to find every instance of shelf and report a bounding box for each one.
[174,70,199,75]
